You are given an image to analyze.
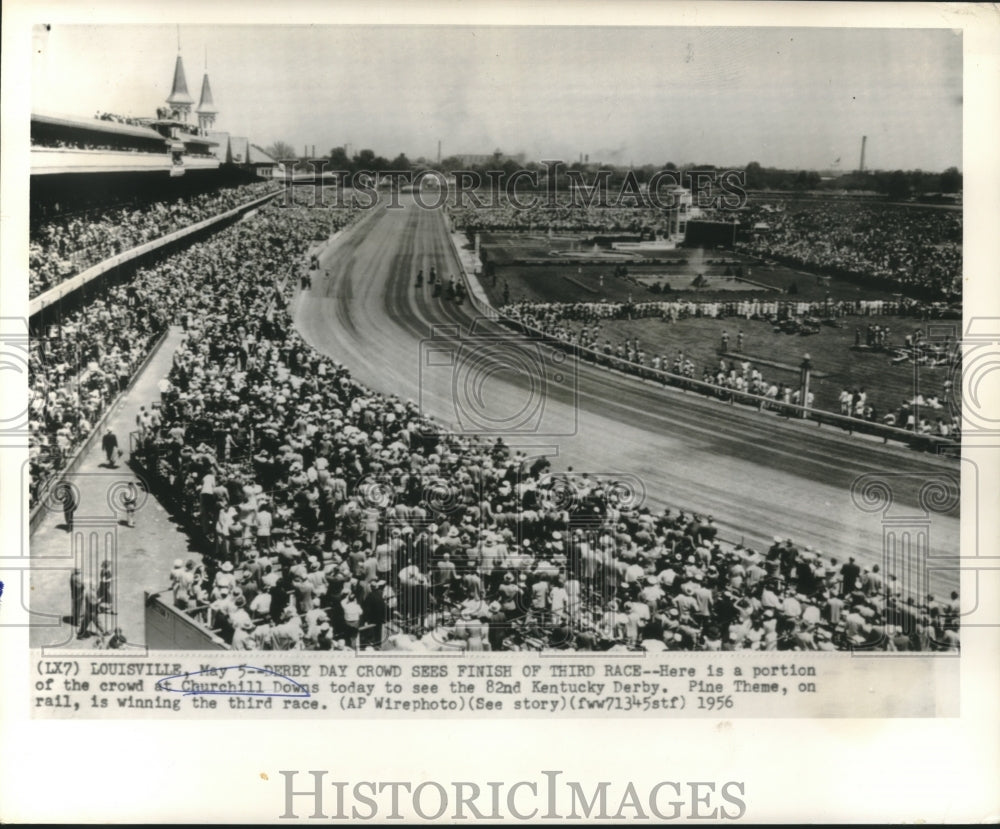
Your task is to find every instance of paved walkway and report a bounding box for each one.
[29,325,198,651]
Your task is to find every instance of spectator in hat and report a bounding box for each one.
[231,617,257,650]
[121,482,138,528]
[549,576,569,622]
[487,601,507,650]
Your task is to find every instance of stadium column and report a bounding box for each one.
[58,504,120,644]
[850,471,960,645]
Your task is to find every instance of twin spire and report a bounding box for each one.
[197,73,217,115]
[166,54,194,109]
[166,38,218,131]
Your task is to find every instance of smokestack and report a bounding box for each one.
[304,144,307,159]
[312,145,315,159]
[859,135,867,173]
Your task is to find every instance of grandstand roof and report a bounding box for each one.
[196,73,218,115]
[32,111,166,142]
[167,55,194,106]
[248,144,278,165]
[206,131,232,163]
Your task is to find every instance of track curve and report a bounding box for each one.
[293,198,959,594]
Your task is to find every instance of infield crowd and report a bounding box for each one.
[450,196,960,299]
[734,201,960,298]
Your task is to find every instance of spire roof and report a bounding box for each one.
[166,55,194,106]
[197,73,218,114]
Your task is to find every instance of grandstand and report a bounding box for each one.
[29,48,283,310]
[30,52,279,209]
[27,48,286,531]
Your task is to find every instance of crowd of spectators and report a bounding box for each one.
[95,111,146,127]
[880,395,959,438]
[499,297,937,325]
[96,204,957,653]
[29,291,168,507]
[28,195,344,509]
[448,196,682,238]
[146,352,959,653]
[29,181,279,297]
[449,194,961,301]
[497,301,960,439]
[28,179,960,652]
[158,446,962,654]
[31,135,158,152]
[736,200,961,299]
[500,302,821,415]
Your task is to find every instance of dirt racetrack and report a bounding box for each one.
[293,197,960,598]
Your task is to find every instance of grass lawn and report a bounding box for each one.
[552,313,958,417]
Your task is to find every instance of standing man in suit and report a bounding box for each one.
[101,428,120,468]
[840,557,862,597]
[60,482,77,532]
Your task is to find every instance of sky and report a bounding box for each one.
[31,24,962,171]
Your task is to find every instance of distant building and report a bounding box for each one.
[454,148,526,166]
[207,131,232,164]
[28,41,286,181]
[684,219,740,248]
[247,144,279,177]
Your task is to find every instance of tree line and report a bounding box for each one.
[264,141,961,198]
